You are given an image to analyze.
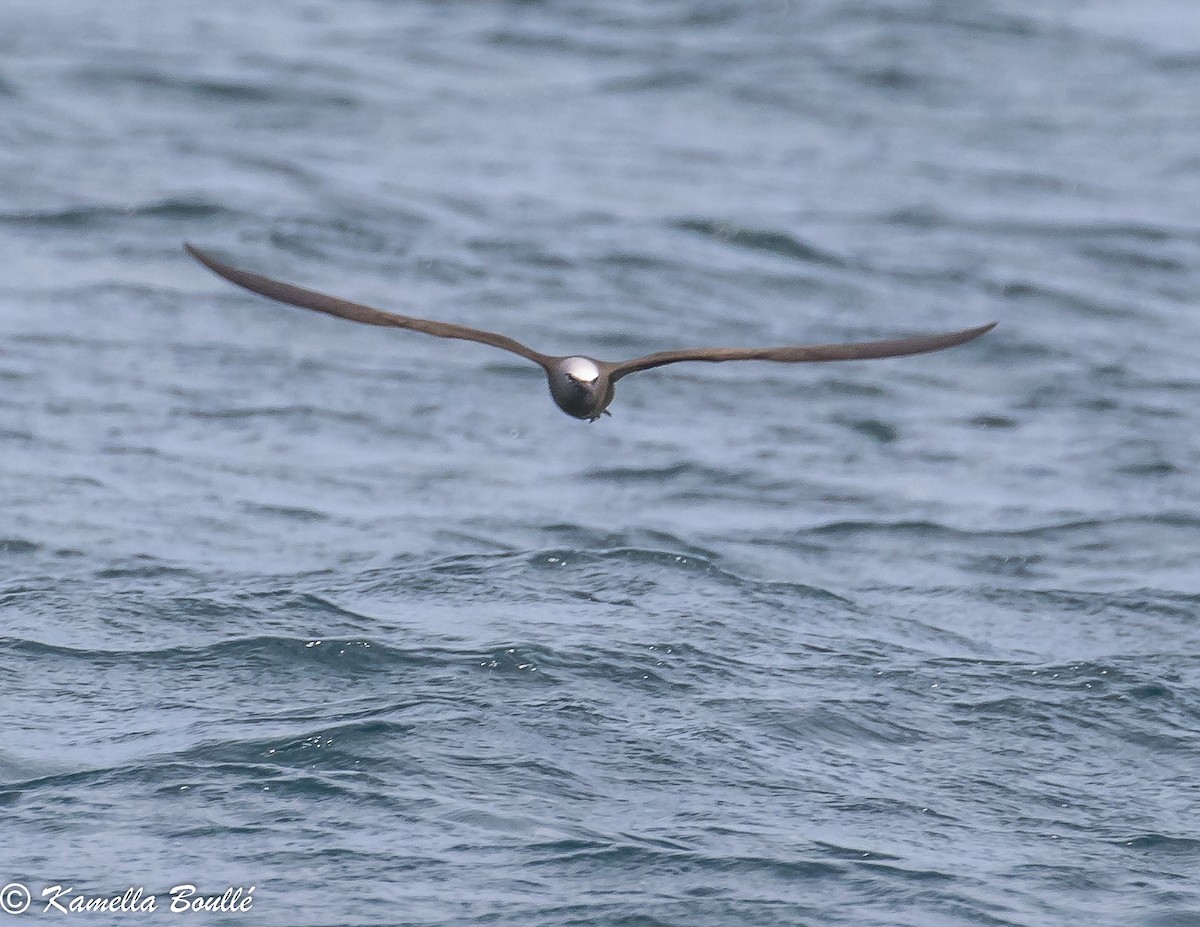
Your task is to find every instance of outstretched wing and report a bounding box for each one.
[185,244,553,369]
[607,323,996,380]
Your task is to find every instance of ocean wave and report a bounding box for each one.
[674,219,847,268]
[0,197,231,228]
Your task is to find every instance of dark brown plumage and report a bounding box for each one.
[185,243,995,421]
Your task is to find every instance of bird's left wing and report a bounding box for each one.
[606,323,996,380]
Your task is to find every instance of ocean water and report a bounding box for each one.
[2,1,1199,924]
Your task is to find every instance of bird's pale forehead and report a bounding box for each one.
[562,356,600,382]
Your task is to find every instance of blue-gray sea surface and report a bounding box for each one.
[2,2,1199,925]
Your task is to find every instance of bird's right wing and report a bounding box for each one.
[607,323,996,380]
[185,244,553,369]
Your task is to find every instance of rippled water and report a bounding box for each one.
[2,1,1199,925]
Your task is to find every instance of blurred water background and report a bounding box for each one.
[1,1,1199,924]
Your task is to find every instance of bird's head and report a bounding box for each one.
[547,356,614,421]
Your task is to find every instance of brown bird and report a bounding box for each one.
[185,243,996,422]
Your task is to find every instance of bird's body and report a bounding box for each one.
[548,356,612,421]
[184,243,995,422]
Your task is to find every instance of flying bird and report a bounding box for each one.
[185,243,995,422]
